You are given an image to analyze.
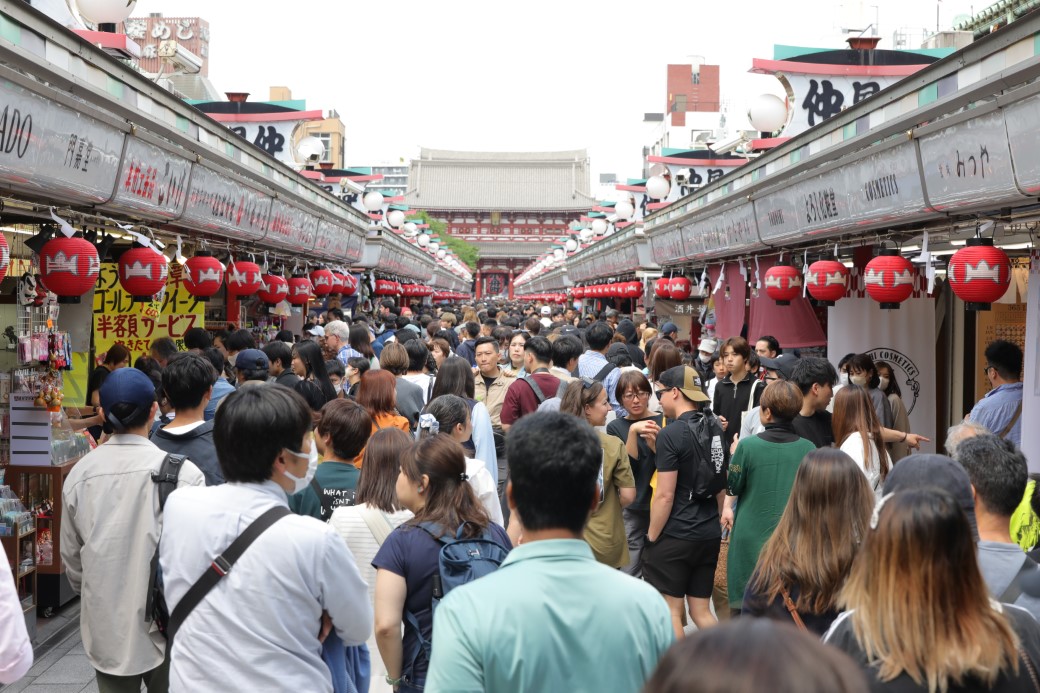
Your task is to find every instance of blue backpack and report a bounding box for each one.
[401,521,510,683]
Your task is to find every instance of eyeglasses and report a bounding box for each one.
[982,364,994,375]
[622,391,650,401]
[655,387,673,400]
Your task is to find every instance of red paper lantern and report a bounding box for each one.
[182,252,225,301]
[947,238,1011,311]
[310,268,335,296]
[624,281,643,298]
[805,260,849,306]
[654,277,672,298]
[258,273,289,305]
[118,246,168,302]
[286,275,313,305]
[610,283,623,297]
[0,232,9,284]
[669,276,693,301]
[39,236,100,303]
[763,265,803,305]
[227,260,263,296]
[865,249,915,309]
[341,274,359,297]
[374,279,396,296]
[572,287,584,299]
[328,272,346,294]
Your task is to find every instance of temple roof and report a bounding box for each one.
[405,148,596,212]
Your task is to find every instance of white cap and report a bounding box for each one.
[307,325,325,337]
[697,337,718,354]
[540,306,551,315]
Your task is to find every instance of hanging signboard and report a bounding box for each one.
[783,74,906,138]
[651,226,687,266]
[918,109,1025,212]
[92,262,205,362]
[106,136,192,220]
[182,165,272,241]
[755,140,928,246]
[0,80,124,205]
[267,199,319,252]
[1001,93,1040,195]
[685,202,763,260]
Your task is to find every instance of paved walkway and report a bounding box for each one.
[3,628,98,693]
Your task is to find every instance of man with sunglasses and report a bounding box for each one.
[967,339,1023,446]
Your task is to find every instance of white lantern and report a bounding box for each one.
[363,191,385,212]
[748,93,789,133]
[553,248,565,261]
[295,136,325,163]
[417,233,430,247]
[579,227,593,242]
[564,238,579,252]
[615,200,635,221]
[437,248,447,259]
[387,210,405,228]
[591,218,608,236]
[75,0,137,24]
[646,175,670,200]
[402,222,418,237]
[429,240,440,253]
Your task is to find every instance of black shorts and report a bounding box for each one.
[642,535,721,599]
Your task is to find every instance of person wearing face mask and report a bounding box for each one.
[846,354,894,430]
[693,338,718,387]
[828,353,857,414]
[325,360,347,399]
[159,384,372,692]
[875,361,911,462]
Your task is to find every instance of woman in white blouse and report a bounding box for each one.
[415,396,504,526]
[832,385,891,499]
[329,428,415,693]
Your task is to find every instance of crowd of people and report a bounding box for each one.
[0,296,1031,693]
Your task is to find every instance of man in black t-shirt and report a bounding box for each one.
[791,357,838,448]
[644,365,722,637]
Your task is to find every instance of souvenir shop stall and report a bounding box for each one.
[0,1,468,629]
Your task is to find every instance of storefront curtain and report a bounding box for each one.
[748,255,827,348]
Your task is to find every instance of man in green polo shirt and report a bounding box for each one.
[425,411,673,692]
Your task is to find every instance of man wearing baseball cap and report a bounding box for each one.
[539,305,552,329]
[62,368,205,690]
[643,365,724,637]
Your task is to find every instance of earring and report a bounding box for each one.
[417,485,424,493]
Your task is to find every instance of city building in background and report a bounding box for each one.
[124,13,221,101]
[405,148,594,298]
[347,163,409,197]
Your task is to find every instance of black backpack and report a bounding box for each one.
[147,453,186,637]
[680,412,729,499]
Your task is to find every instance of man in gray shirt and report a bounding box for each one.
[955,434,1040,618]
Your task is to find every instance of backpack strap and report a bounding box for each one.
[145,453,186,625]
[998,401,1023,439]
[166,506,290,642]
[521,375,548,404]
[1000,555,1038,604]
[309,477,335,521]
[360,506,395,546]
[593,362,618,382]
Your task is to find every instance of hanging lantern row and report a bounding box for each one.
[39,235,100,304]
[431,291,470,301]
[651,276,692,300]
[401,284,436,298]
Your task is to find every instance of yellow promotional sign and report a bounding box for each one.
[92,261,205,362]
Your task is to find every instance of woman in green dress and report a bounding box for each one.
[722,380,815,616]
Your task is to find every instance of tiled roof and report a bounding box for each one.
[405,148,595,212]
[466,240,547,258]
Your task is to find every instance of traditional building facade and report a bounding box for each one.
[404,148,594,298]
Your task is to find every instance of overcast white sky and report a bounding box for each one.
[130,0,977,180]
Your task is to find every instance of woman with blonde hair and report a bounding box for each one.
[833,386,890,499]
[824,488,1040,692]
[742,448,875,634]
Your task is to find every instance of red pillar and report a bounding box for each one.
[475,269,482,299]
[508,268,514,300]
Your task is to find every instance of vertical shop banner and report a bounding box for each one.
[91,262,205,362]
[827,296,937,453]
[1022,251,1040,472]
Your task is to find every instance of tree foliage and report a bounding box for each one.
[415,211,479,270]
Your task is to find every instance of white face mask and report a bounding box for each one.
[698,353,712,364]
[878,376,890,391]
[839,372,850,386]
[850,374,869,387]
[283,440,319,495]
[333,383,343,395]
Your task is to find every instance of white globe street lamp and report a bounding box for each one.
[387,210,405,228]
[748,93,789,133]
[579,227,593,242]
[75,0,137,25]
[645,175,670,200]
[402,222,418,237]
[363,191,385,212]
[615,200,635,221]
[437,248,447,259]
[564,237,579,252]
[417,233,430,248]
[591,218,608,236]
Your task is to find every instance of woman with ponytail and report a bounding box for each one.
[418,395,503,524]
[373,436,511,691]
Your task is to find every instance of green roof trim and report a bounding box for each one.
[661,147,697,156]
[772,44,954,61]
[598,201,617,207]
[588,212,607,218]
[626,178,648,186]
